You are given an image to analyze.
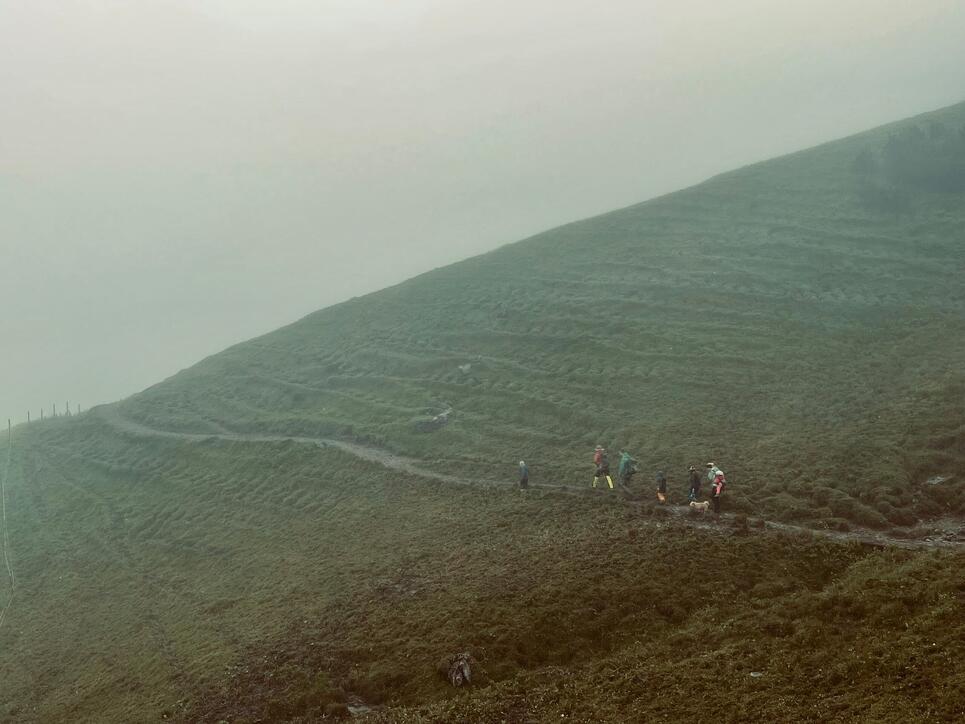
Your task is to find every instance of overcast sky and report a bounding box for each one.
[2,0,964,423]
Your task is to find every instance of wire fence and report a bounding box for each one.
[9,401,85,429]
[0,421,16,630]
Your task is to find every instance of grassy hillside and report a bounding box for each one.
[1,417,962,723]
[1,102,964,723]
[120,101,965,532]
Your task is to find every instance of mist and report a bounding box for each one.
[2,0,964,423]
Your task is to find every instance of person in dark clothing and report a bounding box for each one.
[687,465,701,501]
[518,460,529,489]
[656,470,668,503]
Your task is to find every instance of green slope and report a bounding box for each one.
[123,101,965,530]
[1,417,962,723]
[1,102,964,723]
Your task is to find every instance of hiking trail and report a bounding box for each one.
[91,405,963,552]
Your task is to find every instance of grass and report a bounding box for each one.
[0,416,478,721]
[1,101,964,722]
[119,101,965,532]
[2,416,962,722]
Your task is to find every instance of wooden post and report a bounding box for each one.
[27,411,30,424]
[53,403,57,418]
[66,401,70,417]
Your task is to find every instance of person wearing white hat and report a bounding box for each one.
[706,462,726,514]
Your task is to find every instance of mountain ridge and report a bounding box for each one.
[130,97,965,396]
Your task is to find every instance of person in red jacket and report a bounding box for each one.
[706,462,726,515]
[592,446,613,489]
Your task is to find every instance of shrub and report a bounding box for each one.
[875,501,917,527]
[264,697,299,720]
[760,615,795,638]
[828,495,889,529]
[324,702,351,719]
[824,518,851,532]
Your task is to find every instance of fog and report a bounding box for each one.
[2,0,964,423]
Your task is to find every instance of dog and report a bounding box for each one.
[689,500,711,513]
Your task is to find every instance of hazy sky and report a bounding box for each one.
[2,0,965,423]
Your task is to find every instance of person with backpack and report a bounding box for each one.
[592,446,614,489]
[706,462,726,514]
[655,470,668,503]
[518,460,529,489]
[618,451,638,488]
[687,465,701,501]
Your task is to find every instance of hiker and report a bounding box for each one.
[518,460,529,489]
[655,470,668,503]
[618,451,638,487]
[592,446,614,489]
[687,465,701,501]
[706,462,726,514]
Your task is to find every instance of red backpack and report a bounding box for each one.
[714,471,726,494]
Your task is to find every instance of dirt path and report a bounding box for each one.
[91,406,963,552]
[91,405,575,491]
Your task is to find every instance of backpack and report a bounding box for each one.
[714,471,726,493]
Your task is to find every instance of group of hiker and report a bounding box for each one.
[691,460,727,514]
[599,446,727,512]
[517,448,727,514]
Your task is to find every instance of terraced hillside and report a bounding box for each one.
[122,101,965,531]
[1,416,962,723]
[0,102,963,723]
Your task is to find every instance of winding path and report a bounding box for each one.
[91,406,964,552]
